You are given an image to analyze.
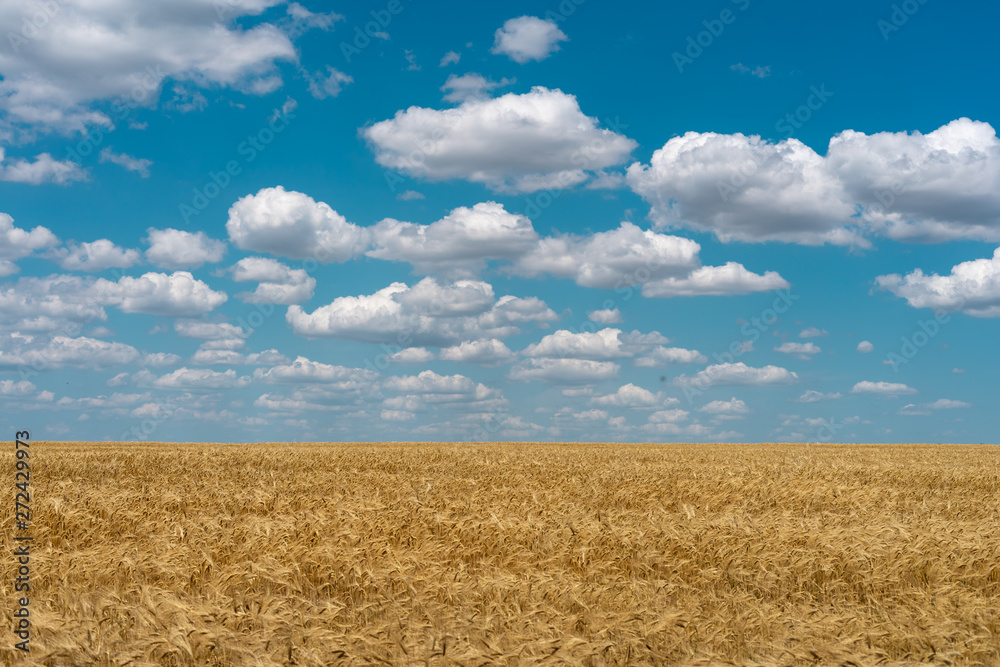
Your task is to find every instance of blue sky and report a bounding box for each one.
[1,0,998,443]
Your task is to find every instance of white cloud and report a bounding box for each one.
[226,186,369,262]
[382,370,499,403]
[649,409,690,423]
[362,87,636,193]
[675,362,798,387]
[829,118,1000,242]
[698,397,749,415]
[50,239,140,272]
[491,16,568,63]
[229,256,316,304]
[875,247,1000,317]
[591,383,662,408]
[508,358,619,384]
[795,390,842,402]
[306,66,353,99]
[512,221,700,288]
[142,352,181,368]
[0,380,35,395]
[641,262,789,297]
[927,398,971,409]
[774,341,821,360]
[635,346,707,367]
[587,308,621,324]
[381,409,415,422]
[287,277,555,346]
[0,149,87,184]
[0,1,297,135]
[396,190,424,201]
[628,119,1000,247]
[368,201,538,275]
[144,228,226,269]
[0,335,139,370]
[799,327,828,338]
[850,381,917,396]
[390,347,435,364]
[857,340,874,353]
[0,213,58,262]
[522,328,628,360]
[117,272,227,316]
[99,148,151,177]
[627,131,860,246]
[439,51,461,67]
[254,356,376,388]
[137,367,251,390]
[440,73,514,103]
[439,339,514,366]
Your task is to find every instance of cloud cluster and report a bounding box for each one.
[627,118,1000,246]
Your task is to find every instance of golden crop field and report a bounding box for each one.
[2,441,999,666]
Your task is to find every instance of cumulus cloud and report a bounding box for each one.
[116,272,227,316]
[226,186,369,262]
[0,380,35,395]
[640,262,789,297]
[0,213,58,264]
[698,397,749,415]
[439,339,514,366]
[795,390,842,402]
[362,87,636,193]
[587,308,621,324]
[144,228,226,269]
[675,363,798,387]
[875,247,1000,317]
[508,358,619,384]
[254,356,376,390]
[368,202,538,275]
[627,118,1000,246]
[0,149,87,184]
[799,327,828,338]
[900,398,971,415]
[590,383,662,408]
[850,381,917,396]
[0,335,139,370]
[440,73,514,103]
[50,239,140,272]
[627,131,860,246]
[510,222,786,296]
[511,221,699,287]
[137,367,251,390]
[390,348,435,364]
[522,328,630,360]
[857,340,874,353]
[287,277,556,346]
[439,51,461,67]
[0,0,297,135]
[228,256,315,304]
[829,118,1000,242]
[491,16,568,63]
[635,346,707,367]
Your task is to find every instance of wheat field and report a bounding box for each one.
[2,441,999,666]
